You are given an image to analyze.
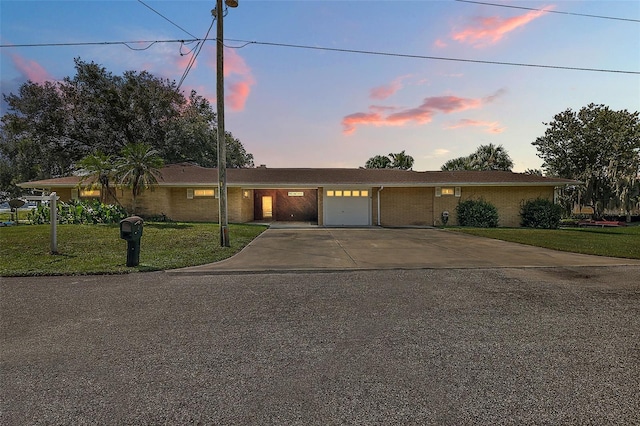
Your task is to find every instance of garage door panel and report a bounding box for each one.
[324,188,371,226]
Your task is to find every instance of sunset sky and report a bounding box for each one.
[2,0,639,171]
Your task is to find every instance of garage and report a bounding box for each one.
[323,188,371,226]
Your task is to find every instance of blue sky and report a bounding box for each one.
[2,0,639,171]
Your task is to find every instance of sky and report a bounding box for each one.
[1,0,639,172]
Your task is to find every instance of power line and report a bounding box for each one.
[2,38,638,75]
[177,18,216,90]
[224,39,640,75]
[0,39,193,49]
[137,0,199,38]
[454,0,640,23]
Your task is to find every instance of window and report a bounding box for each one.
[441,187,455,196]
[194,189,215,197]
[326,189,369,197]
[80,189,100,198]
[188,188,216,199]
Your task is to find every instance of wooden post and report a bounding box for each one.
[50,192,58,254]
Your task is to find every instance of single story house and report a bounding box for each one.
[18,163,577,227]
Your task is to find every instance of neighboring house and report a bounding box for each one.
[18,162,577,227]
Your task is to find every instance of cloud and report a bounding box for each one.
[342,89,505,135]
[423,148,451,159]
[445,118,506,133]
[452,6,553,47]
[8,52,55,84]
[369,75,411,100]
[203,46,255,112]
[433,39,448,49]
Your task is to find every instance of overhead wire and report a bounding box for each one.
[2,38,638,75]
[177,17,216,90]
[137,0,199,38]
[454,0,640,23]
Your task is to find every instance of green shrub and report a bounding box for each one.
[28,200,127,225]
[456,199,499,227]
[520,198,563,229]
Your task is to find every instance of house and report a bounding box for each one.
[18,163,577,227]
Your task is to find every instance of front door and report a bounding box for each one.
[262,196,273,219]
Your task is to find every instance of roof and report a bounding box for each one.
[18,162,579,189]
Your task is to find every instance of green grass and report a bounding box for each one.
[449,225,640,259]
[1,222,266,276]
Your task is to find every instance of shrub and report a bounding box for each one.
[520,198,563,229]
[456,199,499,227]
[28,200,127,225]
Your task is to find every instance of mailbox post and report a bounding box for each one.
[119,216,144,267]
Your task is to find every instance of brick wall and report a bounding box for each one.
[433,186,555,227]
[379,187,434,226]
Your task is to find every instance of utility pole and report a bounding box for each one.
[214,0,237,247]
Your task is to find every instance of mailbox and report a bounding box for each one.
[119,216,144,266]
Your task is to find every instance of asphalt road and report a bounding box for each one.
[2,267,639,425]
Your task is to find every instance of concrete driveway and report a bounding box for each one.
[171,228,640,274]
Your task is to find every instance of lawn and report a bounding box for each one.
[450,225,640,260]
[1,222,267,276]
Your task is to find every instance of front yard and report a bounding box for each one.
[1,222,267,276]
[451,225,640,260]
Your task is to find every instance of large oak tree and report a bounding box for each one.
[532,104,640,219]
[0,58,254,198]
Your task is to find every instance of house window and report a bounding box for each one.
[436,187,458,197]
[188,188,216,199]
[194,189,215,197]
[326,189,369,197]
[80,189,100,198]
[288,191,304,197]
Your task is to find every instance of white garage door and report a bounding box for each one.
[324,188,371,226]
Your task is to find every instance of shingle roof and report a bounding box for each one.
[19,162,579,189]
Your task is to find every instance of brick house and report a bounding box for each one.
[18,162,577,227]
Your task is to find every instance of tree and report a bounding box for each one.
[470,143,513,171]
[115,143,164,214]
[441,156,474,171]
[532,104,640,219]
[76,151,117,204]
[0,59,254,196]
[365,155,392,169]
[389,150,414,170]
[441,144,513,171]
[365,151,414,170]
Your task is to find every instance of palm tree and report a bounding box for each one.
[365,155,392,169]
[76,151,117,204]
[115,143,164,214]
[389,150,414,170]
[470,143,513,171]
[441,156,474,171]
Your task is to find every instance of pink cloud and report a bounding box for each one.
[452,6,553,47]
[445,119,505,133]
[203,46,255,111]
[9,53,55,83]
[342,89,505,135]
[370,75,414,100]
[341,112,385,135]
[434,39,448,49]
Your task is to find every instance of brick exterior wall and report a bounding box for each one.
[433,186,555,227]
[378,187,434,227]
[43,184,555,227]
